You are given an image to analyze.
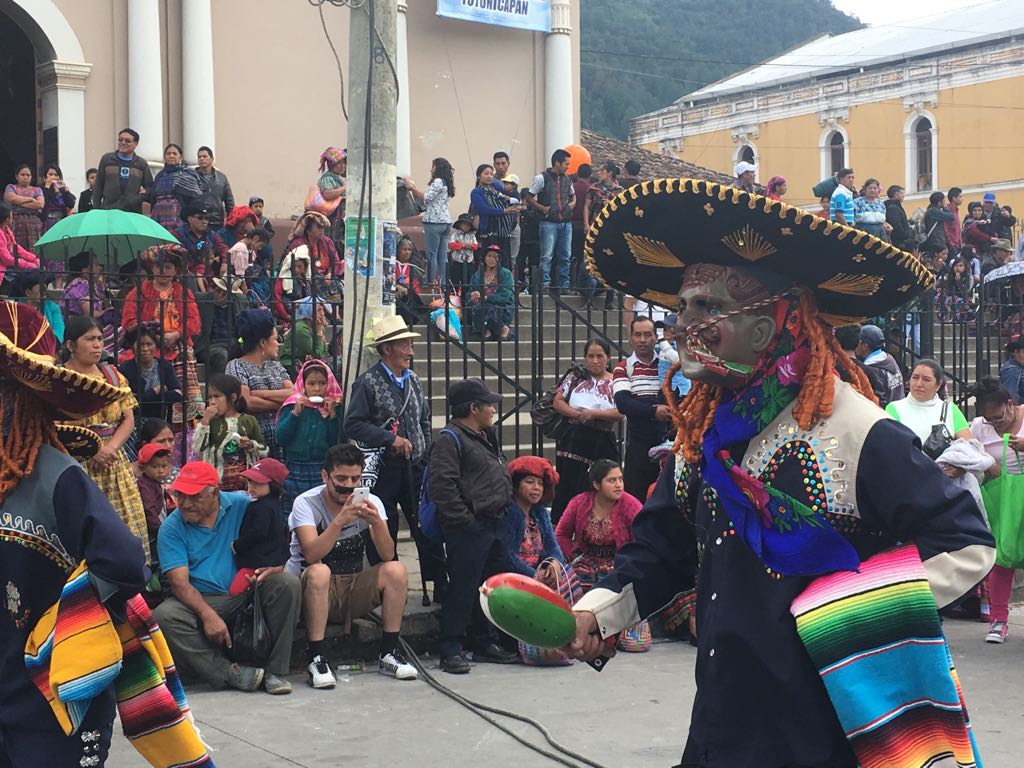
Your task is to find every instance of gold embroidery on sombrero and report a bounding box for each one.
[781,228,793,236]
[721,224,778,262]
[644,290,682,308]
[634,207,645,218]
[704,204,715,216]
[852,253,867,262]
[898,284,911,292]
[817,274,884,296]
[623,233,682,269]
[819,313,869,327]
[8,366,54,392]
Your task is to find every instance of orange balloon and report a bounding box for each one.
[565,144,592,175]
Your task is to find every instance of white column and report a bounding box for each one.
[182,0,217,159]
[37,60,92,195]
[396,0,412,177]
[127,0,164,162]
[544,0,573,157]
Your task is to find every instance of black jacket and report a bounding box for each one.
[428,420,511,529]
[233,495,290,569]
[884,199,912,250]
[923,206,954,253]
[118,358,183,421]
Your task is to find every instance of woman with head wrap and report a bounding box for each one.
[120,245,204,460]
[225,309,294,458]
[287,210,340,281]
[315,146,347,241]
[273,245,313,326]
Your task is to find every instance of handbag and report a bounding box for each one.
[304,184,342,217]
[531,363,588,441]
[922,400,953,460]
[980,433,1024,568]
[230,582,274,666]
[616,619,652,653]
[517,558,582,666]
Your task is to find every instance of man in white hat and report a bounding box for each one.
[344,316,447,603]
[734,161,757,193]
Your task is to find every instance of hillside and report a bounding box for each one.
[580,0,863,138]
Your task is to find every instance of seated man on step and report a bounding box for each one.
[287,442,418,688]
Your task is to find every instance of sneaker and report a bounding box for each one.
[472,642,519,664]
[985,621,1008,644]
[379,649,418,680]
[264,673,293,695]
[440,654,471,674]
[226,663,265,692]
[307,655,336,689]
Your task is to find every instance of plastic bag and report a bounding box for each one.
[230,582,274,666]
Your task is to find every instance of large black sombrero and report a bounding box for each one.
[584,179,933,325]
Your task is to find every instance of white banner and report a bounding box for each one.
[436,0,551,33]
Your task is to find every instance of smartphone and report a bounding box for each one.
[351,486,370,505]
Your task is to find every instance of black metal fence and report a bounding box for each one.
[31,254,1024,460]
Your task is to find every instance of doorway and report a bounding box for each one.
[0,10,37,188]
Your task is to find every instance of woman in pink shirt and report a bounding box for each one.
[0,202,40,286]
[969,376,1024,645]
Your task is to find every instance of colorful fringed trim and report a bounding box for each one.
[791,544,982,768]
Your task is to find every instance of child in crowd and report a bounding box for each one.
[78,167,98,213]
[136,443,174,568]
[448,213,479,289]
[227,227,256,278]
[940,256,976,321]
[228,458,291,595]
[275,360,342,511]
[193,373,268,491]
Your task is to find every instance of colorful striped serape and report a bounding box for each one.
[24,561,215,767]
[791,544,982,768]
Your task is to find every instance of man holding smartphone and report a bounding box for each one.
[286,443,417,689]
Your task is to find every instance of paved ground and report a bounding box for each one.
[109,606,1024,767]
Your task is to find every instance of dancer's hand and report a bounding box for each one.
[568,610,604,662]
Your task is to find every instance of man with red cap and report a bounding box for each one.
[154,461,302,696]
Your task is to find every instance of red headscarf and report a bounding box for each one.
[508,456,559,505]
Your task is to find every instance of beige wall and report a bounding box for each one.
[667,77,1024,215]
[38,0,580,219]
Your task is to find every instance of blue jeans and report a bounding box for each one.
[538,221,572,288]
[424,222,452,286]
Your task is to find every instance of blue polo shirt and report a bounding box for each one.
[157,491,251,594]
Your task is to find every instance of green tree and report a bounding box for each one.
[581,0,863,138]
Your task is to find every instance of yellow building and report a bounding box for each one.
[630,0,1024,221]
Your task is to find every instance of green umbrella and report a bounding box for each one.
[34,209,180,266]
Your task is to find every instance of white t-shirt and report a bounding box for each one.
[285,485,387,574]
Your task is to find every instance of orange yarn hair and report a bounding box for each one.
[0,384,65,505]
[664,291,877,463]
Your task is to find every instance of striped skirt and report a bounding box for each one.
[284,459,323,515]
[11,213,41,251]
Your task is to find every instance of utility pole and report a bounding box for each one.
[343,0,398,388]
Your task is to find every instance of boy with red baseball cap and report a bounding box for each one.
[229,458,291,595]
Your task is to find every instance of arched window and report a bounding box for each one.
[739,145,755,164]
[819,126,849,182]
[829,132,845,176]
[914,117,933,192]
[904,111,938,193]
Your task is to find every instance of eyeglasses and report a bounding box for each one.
[983,402,1015,428]
[117,137,137,144]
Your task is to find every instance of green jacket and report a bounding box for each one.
[469,267,514,307]
[275,404,341,462]
[280,319,328,374]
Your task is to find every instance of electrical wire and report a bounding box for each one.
[363,608,611,768]
[317,2,348,120]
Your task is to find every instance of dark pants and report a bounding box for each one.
[624,438,661,502]
[439,515,507,657]
[367,460,447,585]
[153,572,301,685]
[0,687,114,768]
[570,223,596,297]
